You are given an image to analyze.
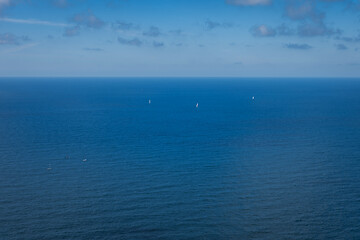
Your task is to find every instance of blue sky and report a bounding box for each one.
[0,0,360,77]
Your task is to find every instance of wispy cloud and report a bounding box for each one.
[63,11,105,37]
[153,41,164,48]
[52,0,68,8]
[2,42,39,53]
[250,25,276,37]
[0,0,10,6]
[112,21,140,31]
[0,0,11,12]
[169,29,184,36]
[284,0,319,21]
[284,43,312,50]
[83,47,104,51]
[204,20,234,31]
[0,32,30,45]
[335,43,347,50]
[336,35,360,43]
[277,23,295,36]
[284,0,342,38]
[0,17,69,27]
[118,36,143,46]
[143,26,161,37]
[297,22,342,37]
[226,0,271,6]
[71,11,105,29]
[63,26,80,37]
[250,21,341,38]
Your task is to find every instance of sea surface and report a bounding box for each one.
[0,78,360,240]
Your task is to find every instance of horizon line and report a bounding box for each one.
[0,76,360,79]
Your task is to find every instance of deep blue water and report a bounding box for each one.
[0,78,360,240]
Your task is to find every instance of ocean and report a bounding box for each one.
[0,78,359,239]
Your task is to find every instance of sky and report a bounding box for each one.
[0,0,360,77]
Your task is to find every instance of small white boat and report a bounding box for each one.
[252,96,255,100]
[196,102,199,108]
[82,159,87,162]
[149,99,151,104]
